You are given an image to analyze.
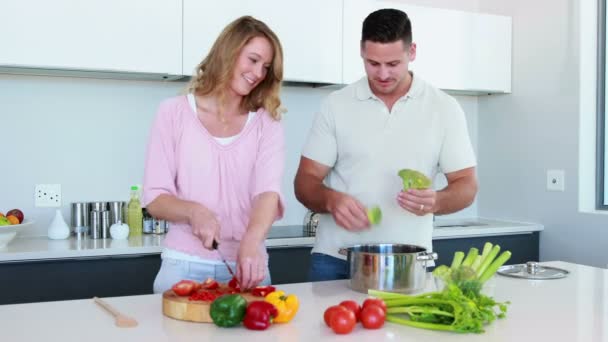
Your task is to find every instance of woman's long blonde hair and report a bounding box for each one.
[187,16,284,120]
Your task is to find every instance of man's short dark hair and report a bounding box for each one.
[361,8,412,45]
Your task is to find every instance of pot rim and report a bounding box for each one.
[339,243,430,256]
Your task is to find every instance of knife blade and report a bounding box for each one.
[212,240,241,288]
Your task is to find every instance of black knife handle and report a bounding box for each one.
[212,239,218,250]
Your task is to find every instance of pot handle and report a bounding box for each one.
[338,248,348,256]
[417,252,438,261]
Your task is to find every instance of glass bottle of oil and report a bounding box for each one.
[126,185,143,236]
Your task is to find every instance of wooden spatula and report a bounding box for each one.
[94,297,138,328]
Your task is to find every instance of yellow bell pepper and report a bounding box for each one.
[264,290,299,323]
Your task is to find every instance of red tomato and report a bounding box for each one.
[362,298,387,313]
[339,300,361,321]
[201,278,219,290]
[228,276,240,290]
[329,309,357,334]
[323,305,349,327]
[171,280,196,296]
[360,304,386,329]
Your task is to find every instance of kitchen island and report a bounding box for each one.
[1,261,604,342]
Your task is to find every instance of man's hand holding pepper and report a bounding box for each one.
[326,192,370,231]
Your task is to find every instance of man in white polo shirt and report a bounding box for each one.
[294,8,478,281]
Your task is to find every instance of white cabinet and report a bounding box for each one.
[343,2,512,93]
[0,0,182,75]
[472,14,512,93]
[183,0,343,84]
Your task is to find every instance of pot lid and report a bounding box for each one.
[497,261,569,280]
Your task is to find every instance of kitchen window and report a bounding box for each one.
[598,0,608,208]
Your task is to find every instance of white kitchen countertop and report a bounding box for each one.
[0,218,542,263]
[0,261,603,342]
[432,217,543,239]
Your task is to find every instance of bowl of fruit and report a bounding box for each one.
[0,209,32,249]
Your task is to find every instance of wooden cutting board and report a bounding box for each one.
[162,289,259,323]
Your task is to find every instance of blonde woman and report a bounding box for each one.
[143,16,285,292]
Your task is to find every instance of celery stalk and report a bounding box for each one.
[388,307,455,317]
[432,265,450,279]
[386,315,458,332]
[461,248,479,267]
[383,297,452,308]
[450,251,465,269]
[367,289,409,300]
[473,242,493,272]
[471,255,482,271]
[479,251,511,283]
[476,245,501,278]
[481,242,493,258]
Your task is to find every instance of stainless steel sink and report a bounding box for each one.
[433,221,489,229]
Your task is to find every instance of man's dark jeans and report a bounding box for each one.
[308,253,350,282]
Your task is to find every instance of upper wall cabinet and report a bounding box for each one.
[0,0,182,76]
[343,2,512,93]
[183,0,343,84]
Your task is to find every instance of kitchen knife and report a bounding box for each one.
[212,240,241,288]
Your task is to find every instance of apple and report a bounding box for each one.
[6,209,24,224]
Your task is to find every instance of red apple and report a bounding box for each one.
[6,209,24,224]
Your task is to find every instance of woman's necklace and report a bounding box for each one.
[194,94,246,133]
[197,103,233,131]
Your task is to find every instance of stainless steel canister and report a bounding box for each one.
[152,218,168,234]
[100,210,110,239]
[70,202,90,238]
[142,208,153,234]
[339,244,438,293]
[108,201,126,225]
[90,201,108,212]
[90,210,102,239]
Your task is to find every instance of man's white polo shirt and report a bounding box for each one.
[302,74,476,259]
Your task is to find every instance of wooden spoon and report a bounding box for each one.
[93,297,139,328]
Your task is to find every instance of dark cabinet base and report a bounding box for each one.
[268,247,313,285]
[432,232,540,267]
[0,248,312,305]
[0,254,160,305]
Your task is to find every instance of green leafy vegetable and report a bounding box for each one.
[367,206,382,225]
[397,169,432,191]
[369,242,512,334]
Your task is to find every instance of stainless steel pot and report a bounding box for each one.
[339,244,437,293]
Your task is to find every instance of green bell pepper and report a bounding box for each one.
[210,294,247,327]
[397,169,432,191]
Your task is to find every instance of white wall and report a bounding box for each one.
[393,0,480,12]
[477,0,608,268]
[0,73,478,236]
[0,75,184,236]
[0,75,326,235]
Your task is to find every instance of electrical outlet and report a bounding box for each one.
[35,184,62,207]
[546,170,565,191]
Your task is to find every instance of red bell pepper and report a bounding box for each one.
[243,301,278,330]
[228,276,241,291]
[251,286,276,297]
